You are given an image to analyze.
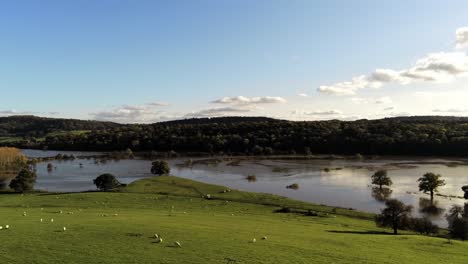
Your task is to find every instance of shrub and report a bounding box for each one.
[151,160,170,176]
[286,183,299,190]
[93,173,121,191]
[9,168,37,192]
[246,175,257,182]
[409,217,439,235]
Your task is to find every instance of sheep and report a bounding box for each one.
[262,236,267,240]
[22,212,27,216]
[51,218,54,223]
[63,227,67,231]
[5,225,9,229]
[156,238,163,243]
[251,238,256,243]
[40,218,43,222]
[0,226,3,230]
[154,234,159,239]
[174,241,182,247]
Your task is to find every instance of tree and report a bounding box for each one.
[409,217,439,235]
[9,168,37,192]
[462,185,468,199]
[151,160,170,176]
[417,173,445,201]
[93,173,121,191]
[371,170,392,190]
[446,205,468,240]
[375,199,413,235]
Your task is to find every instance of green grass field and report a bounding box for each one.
[0,176,465,263]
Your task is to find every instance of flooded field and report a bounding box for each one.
[10,149,468,227]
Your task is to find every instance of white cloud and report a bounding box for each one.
[432,108,466,113]
[350,96,392,104]
[211,96,287,105]
[318,27,468,95]
[374,96,393,104]
[185,107,252,118]
[91,105,166,123]
[147,101,169,107]
[384,107,394,111]
[293,109,343,116]
[298,93,308,97]
[456,27,468,50]
[0,110,35,116]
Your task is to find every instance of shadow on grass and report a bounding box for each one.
[327,230,391,235]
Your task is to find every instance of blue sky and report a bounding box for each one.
[1,0,468,123]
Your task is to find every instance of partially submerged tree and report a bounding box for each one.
[151,160,170,176]
[462,185,468,199]
[375,199,413,235]
[9,168,37,192]
[417,173,445,201]
[446,205,468,240]
[409,217,439,235]
[371,170,392,190]
[93,173,121,191]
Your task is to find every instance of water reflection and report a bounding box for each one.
[419,198,445,217]
[20,149,468,227]
[371,187,393,202]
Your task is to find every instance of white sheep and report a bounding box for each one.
[63,227,67,231]
[40,218,43,222]
[0,226,3,230]
[156,238,163,243]
[5,225,9,229]
[154,234,159,239]
[251,238,256,243]
[51,218,54,223]
[262,236,267,240]
[175,241,182,247]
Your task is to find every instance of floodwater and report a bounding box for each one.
[13,149,468,227]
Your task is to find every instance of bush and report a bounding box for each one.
[93,173,121,191]
[409,217,439,235]
[151,160,170,176]
[246,175,257,182]
[286,183,299,190]
[9,168,37,192]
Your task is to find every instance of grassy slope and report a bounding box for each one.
[0,176,465,264]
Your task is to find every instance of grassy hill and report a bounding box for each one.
[0,176,464,263]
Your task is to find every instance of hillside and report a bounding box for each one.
[0,176,464,264]
[4,115,468,156]
[0,115,121,137]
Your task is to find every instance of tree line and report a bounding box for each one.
[6,116,468,156]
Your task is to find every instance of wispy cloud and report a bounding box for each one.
[292,109,343,116]
[432,108,466,113]
[350,96,392,104]
[456,27,468,50]
[318,27,468,95]
[90,101,169,123]
[185,106,252,118]
[211,96,287,105]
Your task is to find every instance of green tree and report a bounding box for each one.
[375,199,412,235]
[371,170,392,190]
[9,168,37,192]
[417,173,445,201]
[446,205,468,240]
[93,173,121,191]
[151,160,170,176]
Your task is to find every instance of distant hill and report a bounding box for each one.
[5,115,468,156]
[383,116,468,123]
[0,115,121,137]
